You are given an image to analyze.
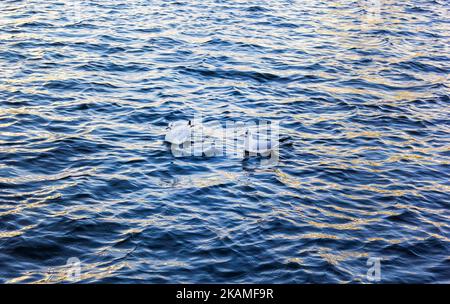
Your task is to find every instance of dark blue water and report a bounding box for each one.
[1,0,449,283]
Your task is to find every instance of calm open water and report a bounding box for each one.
[0,0,449,283]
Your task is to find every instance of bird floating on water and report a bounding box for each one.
[243,129,279,155]
[164,120,193,145]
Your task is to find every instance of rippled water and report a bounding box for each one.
[1,0,449,283]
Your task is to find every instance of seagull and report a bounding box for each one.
[165,120,193,145]
[243,129,279,155]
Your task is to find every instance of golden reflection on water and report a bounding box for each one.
[0,224,37,239]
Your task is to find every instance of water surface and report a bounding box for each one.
[0,0,449,283]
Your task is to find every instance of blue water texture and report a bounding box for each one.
[0,0,449,283]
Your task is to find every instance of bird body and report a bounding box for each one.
[244,130,279,154]
[165,120,192,145]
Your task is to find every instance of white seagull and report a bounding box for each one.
[243,129,279,155]
[164,120,193,145]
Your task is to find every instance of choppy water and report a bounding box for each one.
[1,0,449,283]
